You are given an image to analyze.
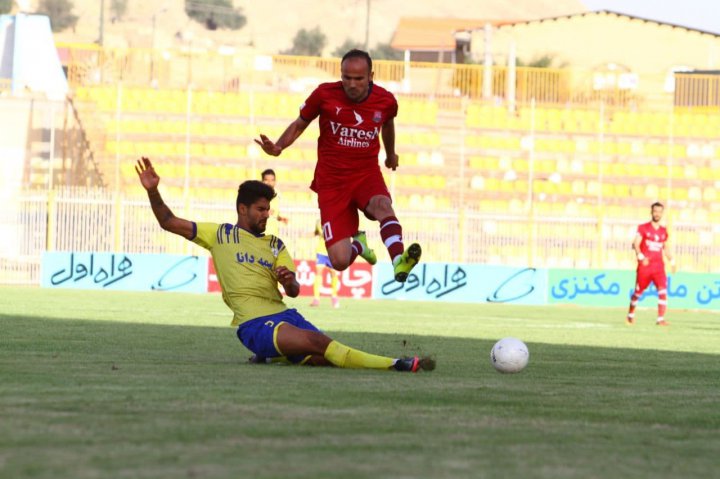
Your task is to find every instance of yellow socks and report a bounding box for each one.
[323,340,395,370]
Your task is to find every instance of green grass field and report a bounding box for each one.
[1,286,719,479]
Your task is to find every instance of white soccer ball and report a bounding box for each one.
[490,337,529,374]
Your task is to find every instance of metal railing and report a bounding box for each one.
[2,188,718,285]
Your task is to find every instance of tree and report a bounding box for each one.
[517,54,567,68]
[0,0,12,15]
[370,42,402,61]
[37,0,79,32]
[110,0,128,21]
[332,38,363,58]
[185,0,246,30]
[283,27,326,57]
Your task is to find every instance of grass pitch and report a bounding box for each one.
[1,286,719,479]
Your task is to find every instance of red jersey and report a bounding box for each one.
[299,81,398,191]
[637,222,668,267]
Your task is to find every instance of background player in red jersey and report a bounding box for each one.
[627,202,676,326]
[254,49,421,283]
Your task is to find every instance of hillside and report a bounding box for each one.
[21,0,587,56]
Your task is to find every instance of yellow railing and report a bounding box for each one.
[57,43,717,109]
[674,73,720,109]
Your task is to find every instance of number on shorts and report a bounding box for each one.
[322,221,333,242]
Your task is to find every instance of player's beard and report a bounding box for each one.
[253,220,266,235]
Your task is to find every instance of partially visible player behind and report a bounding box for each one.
[627,202,676,326]
[310,219,340,308]
[260,168,288,236]
[254,49,421,283]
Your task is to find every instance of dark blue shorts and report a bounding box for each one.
[316,253,332,268]
[236,308,321,364]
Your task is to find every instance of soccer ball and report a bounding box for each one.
[490,337,529,374]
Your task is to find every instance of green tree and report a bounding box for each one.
[110,0,128,21]
[185,0,246,30]
[283,27,326,57]
[370,42,402,61]
[37,0,79,32]
[0,0,12,15]
[517,54,567,68]
[333,38,363,58]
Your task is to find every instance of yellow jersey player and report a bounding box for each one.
[310,219,340,308]
[135,157,434,372]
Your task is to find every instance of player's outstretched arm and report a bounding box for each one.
[381,118,399,171]
[135,157,195,240]
[254,117,310,157]
[276,266,300,298]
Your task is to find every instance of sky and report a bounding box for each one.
[582,0,720,34]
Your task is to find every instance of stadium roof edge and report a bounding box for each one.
[461,10,720,38]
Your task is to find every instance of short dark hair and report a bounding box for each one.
[341,49,372,73]
[237,180,276,208]
[651,202,664,209]
[261,168,275,179]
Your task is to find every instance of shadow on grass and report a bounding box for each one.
[2,314,720,479]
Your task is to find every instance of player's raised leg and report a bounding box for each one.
[365,195,421,283]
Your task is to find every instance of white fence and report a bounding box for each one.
[1,188,718,285]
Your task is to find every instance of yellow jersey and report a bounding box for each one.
[192,222,295,326]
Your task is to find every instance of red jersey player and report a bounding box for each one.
[254,49,421,282]
[627,202,676,326]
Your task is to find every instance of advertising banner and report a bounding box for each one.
[372,262,547,305]
[207,258,373,298]
[294,259,373,298]
[42,252,208,293]
[548,268,720,310]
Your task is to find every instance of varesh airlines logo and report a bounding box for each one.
[352,110,363,126]
[329,120,379,148]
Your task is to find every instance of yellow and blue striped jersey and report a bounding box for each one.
[315,219,326,255]
[192,222,295,326]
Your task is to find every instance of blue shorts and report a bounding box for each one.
[316,253,332,267]
[236,308,321,364]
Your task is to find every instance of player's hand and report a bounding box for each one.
[641,258,649,267]
[275,266,295,287]
[135,157,160,190]
[275,266,299,297]
[384,153,399,171]
[254,134,283,157]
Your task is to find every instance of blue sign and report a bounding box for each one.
[372,262,547,305]
[548,268,720,310]
[41,252,208,293]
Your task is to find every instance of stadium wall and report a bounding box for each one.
[472,11,720,102]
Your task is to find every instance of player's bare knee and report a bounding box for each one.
[329,254,350,271]
[367,196,394,221]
